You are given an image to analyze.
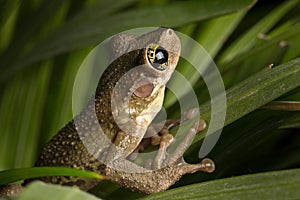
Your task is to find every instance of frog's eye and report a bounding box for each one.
[147,44,168,71]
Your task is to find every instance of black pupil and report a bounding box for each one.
[154,48,168,64]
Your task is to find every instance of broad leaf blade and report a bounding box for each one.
[0,0,256,81]
[16,181,101,200]
[192,57,300,149]
[139,168,300,200]
[218,0,298,64]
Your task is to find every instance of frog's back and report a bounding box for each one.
[27,47,145,189]
[25,119,99,188]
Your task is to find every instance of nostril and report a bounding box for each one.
[167,29,173,35]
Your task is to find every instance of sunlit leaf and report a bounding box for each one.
[16,181,101,200]
[0,167,103,185]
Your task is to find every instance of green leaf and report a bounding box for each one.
[0,0,20,27]
[220,24,300,77]
[0,167,103,185]
[209,57,300,124]
[0,0,256,81]
[218,0,298,64]
[279,113,300,129]
[223,57,300,125]
[0,0,19,52]
[0,63,51,169]
[16,181,101,200]
[193,57,300,145]
[139,168,300,200]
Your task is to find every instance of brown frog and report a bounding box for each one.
[3,28,215,195]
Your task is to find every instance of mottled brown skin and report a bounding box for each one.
[21,28,215,194]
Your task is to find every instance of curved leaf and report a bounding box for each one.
[218,0,298,64]
[16,181,101,200]
[192,57,300,151]
[0,0,256,81]
[199,57,300,128]
[139,168,300,200]
[0,167,103,185]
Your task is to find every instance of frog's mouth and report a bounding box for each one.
[132,74,167,98]
[133,83,155,98]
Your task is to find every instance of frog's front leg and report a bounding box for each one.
[160,120,209,169]
[129,109,214,172]
[128,110,195,161]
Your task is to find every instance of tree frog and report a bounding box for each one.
[3,28,215,195]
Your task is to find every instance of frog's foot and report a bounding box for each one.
[151,119,214,174]
[127,120,178,161]
[179,157,215,173]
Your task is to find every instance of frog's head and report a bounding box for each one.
[134,28,180,118]
[134,28,180,99]
[112,28,181,137]
[139,28,181,89]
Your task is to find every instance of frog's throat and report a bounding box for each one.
[133,86,165,127]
